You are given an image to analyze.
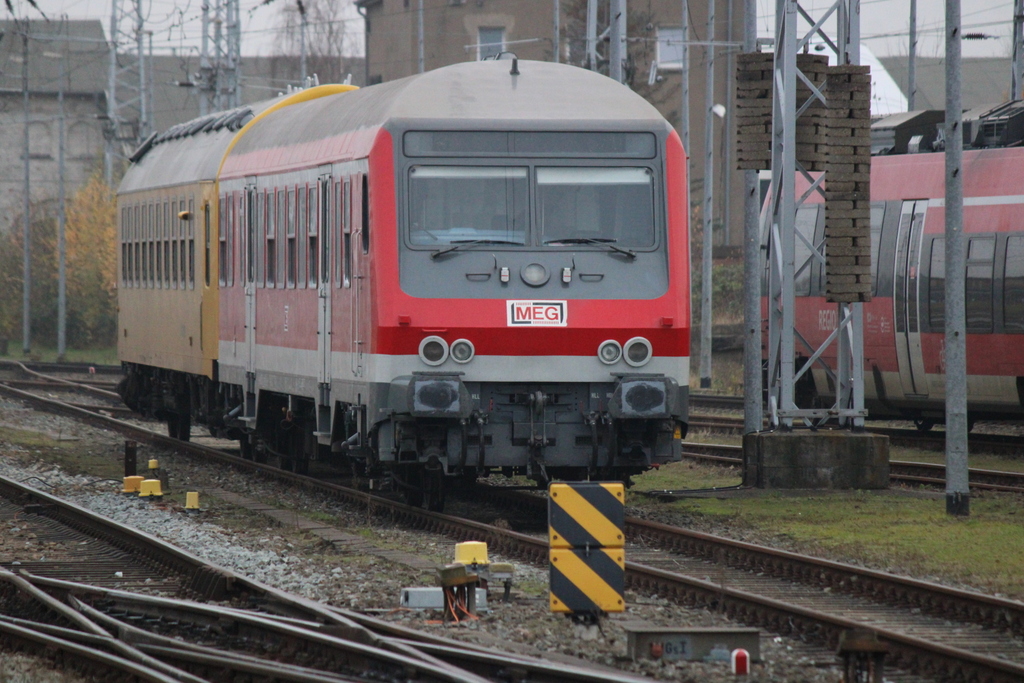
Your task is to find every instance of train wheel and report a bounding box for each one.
[166,416,179,440]
[177,413,191,443]
[914,419,935,433]
[240,437,255,461]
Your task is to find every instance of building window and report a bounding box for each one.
[478,27,505,60]
[656,27,683,70]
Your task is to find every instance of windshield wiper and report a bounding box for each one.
[430,239,523,259]
[543,237,637,260]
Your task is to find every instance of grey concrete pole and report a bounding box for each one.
[681,0,689,155]
[1013,0,1024,100]
[699,0,715,389]
[106,0,118,183]
[944,0,969,516]
[722,0,733,246]
[136,0,146,140]
[300,5,308,84]
[58,56,67,361]
[553,0,560,63]
[22,26,31,356]
[417,0,425,73]
[200,0,209,116]
[742,0,761,434]
[908,0,917,110]
[610,0,623,82]
[586,0,597,68]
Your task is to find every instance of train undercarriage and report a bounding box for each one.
[118,363,688,511]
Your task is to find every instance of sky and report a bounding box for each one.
[7,0,1017,59]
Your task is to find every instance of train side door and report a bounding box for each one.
[350,174,365,378]
[317,171,332,387]
[893,200,929,397]
[244,182,258,383]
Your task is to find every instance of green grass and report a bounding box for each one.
[632,459,743,492]
[633,483,1024,598]
[0,344,118,365]
[0,425,123,481]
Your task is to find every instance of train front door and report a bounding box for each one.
[893,200,929,397]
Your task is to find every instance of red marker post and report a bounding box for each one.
[731,648,750,675]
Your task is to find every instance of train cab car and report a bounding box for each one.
[118,60,690,511]
[779,104,1024,429]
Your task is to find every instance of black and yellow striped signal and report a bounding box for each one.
[548,482,625,614]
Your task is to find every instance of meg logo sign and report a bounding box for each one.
[507,300,567,326]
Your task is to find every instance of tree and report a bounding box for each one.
[263,0,359,85]
[0,173,117,350]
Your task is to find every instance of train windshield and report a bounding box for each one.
[408,166,529,245]
[537,167,655,248]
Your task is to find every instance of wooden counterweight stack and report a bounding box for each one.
[735,54,872,303]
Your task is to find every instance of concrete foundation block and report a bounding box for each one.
[743,431,889,489]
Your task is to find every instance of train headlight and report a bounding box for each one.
[623,337,652,367]
[419,336,449,366]
[450,339,475,363]
[597,339,622,365]
[521,263,549,286]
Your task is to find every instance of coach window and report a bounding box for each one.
[121,208,128,286]
[134,206,141,286]
[929,238,945,329]
[287,188,297,287]
[218,196,228,287]
[333,179,343,287]
[343,179,352,288]
[164,200,171,289]
[298,186,308,288]
[204,201,211,287]
[869,203,884,296]
[361,175,370,254]
[966,236,995,333]
[308,185,319,286]
[1005,235,1024,332]
[188,198,195,288]
[266,190,277,287]
[172,201,180,289]
[321,179,331,285]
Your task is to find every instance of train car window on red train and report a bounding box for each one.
[298,186,308,289]
[308,185,318,287]
[966,237,995,333]
[361,174,369,255]
[267,190,277,288]
[219,196,227,287]
[320,178,330,286]
[793,205,819,297]
[287,188,296,288]
[1004,235,1024,333]
[334,179,342,288]
[343,178,352,288]
[869,204,884,296]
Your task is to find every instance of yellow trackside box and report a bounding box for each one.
[548,482,625,548]
[548,482,625,614]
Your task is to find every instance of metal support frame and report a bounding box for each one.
[105,0,153,174]
[765,0,865,430]
[197,0,242,115]
[1013,0,1024,101]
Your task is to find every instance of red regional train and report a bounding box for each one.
[117,60,691,510]
[779,104,1024,430]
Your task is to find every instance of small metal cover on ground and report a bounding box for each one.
[549,548,625,613]
[621,625,761,662]
[548,482,625,548]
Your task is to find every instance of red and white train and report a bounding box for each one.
[782,105,1024,429]
[117,60,691,509]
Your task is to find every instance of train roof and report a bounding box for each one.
[118,100,277,194]
[221,60,671,179]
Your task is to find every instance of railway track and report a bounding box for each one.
[0,462,648,683]
[5,372,1024,680]
[676,441,1024,494]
